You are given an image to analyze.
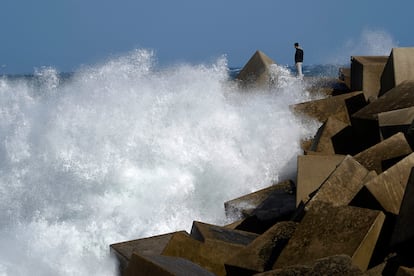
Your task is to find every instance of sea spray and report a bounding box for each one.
[0,49,320,275]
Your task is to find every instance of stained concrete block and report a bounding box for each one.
[162,231,245,276]
[339,67,351,90]
[380,47,414,96]
[124,253,216,276]
[109,231,188,273]
[365,152,414,215]
[236,50,276,87]
[354,132,412,174]
[273,202,385,272]
[396,266,414,276]
[378,107,414,139]
[291,91,363,124]
[305,155,369,209]
[307,116,349,154]
[190,221,258,246]
[332,117,380,156]
[390,168,414,249]
[256,255,364,276]
[296,154,345,206]
[224,221,297,275]
[233,180,296,234]
[224,180,293,219]
[353,80,414,120]
[350,56,388,100]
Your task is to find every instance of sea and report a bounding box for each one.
[0,49,342,275]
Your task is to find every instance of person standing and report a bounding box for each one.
[294,42,304,78]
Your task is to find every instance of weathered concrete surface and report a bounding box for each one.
[190,221,258,246]
[256,255,364,276]
[307,116,349,154]
[354,132,412,174]
[296,154,345,206]
[224,221,297,275]
[390,168,414,248]
[161,231,245,276]
[353,80,414,120]
[234,180,296,234]
[351,56,388,100]
[124,253,216,276]
[273,203,385,272]
[305,155,369,209]
[365,152,414,215]
[339,67,351,90]
[109,231,188,273]
[236,50,276,87]
[378,107,414,139]
[380,47,414,96]
[224,180,292,219]
[396,266,414,276]
[291,91,363,124]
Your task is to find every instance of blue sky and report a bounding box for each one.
[0,0,413,74]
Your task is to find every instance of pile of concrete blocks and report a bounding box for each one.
[110,48,414,276]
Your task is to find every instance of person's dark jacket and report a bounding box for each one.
[295,48,304,63]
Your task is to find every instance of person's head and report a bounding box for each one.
[294,42,299,48]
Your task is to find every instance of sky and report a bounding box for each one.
[0,0,413,74]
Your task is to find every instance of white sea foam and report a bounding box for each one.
[0,49,319,275]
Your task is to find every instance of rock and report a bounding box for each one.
[380,47,414,96]
[161,231,245,276]
[305,155,369,209]
[234,181,296,234]
[353,80,414,120]
[190,221,259,246]
[296,154,345,206]
[124,253,216,276]
[350,56,388,100]
[291,91,364,124]
[224,181,293,219]
[109,231,188,274]
[273,202,385,272]
[365,152,414,215]
[354,132,412,174]
[224,221,297,275]
[306,116,349,154]
[256,255,364,276]
[236,50,276,88]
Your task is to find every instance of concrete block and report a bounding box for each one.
[391,168,414,249]
[305,155,369,209]
[353,80,414,120]
[124,253,216,276]
[224,180,292,219]
[308,116,349,154]
[396,266,414,276]
[224,221,297,275]
[190,221,258,246]
[162,231,245,276]
[109,231,188,273]
[339,67,351,90]
[256,255,364,276]
[365,152,414,215]
[273,202,385,272]
[380,47,414,96]
[354,132,412,174]
[290,91,363,124]
[332,118,380,156]
[350,56,388,100]
[233,180,296,234]
[236,50,276,87]
[296,154,345,206]
[378,107,414,139]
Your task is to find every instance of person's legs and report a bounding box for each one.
[296,62,303,78]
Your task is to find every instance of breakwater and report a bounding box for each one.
[110,48,414,276]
